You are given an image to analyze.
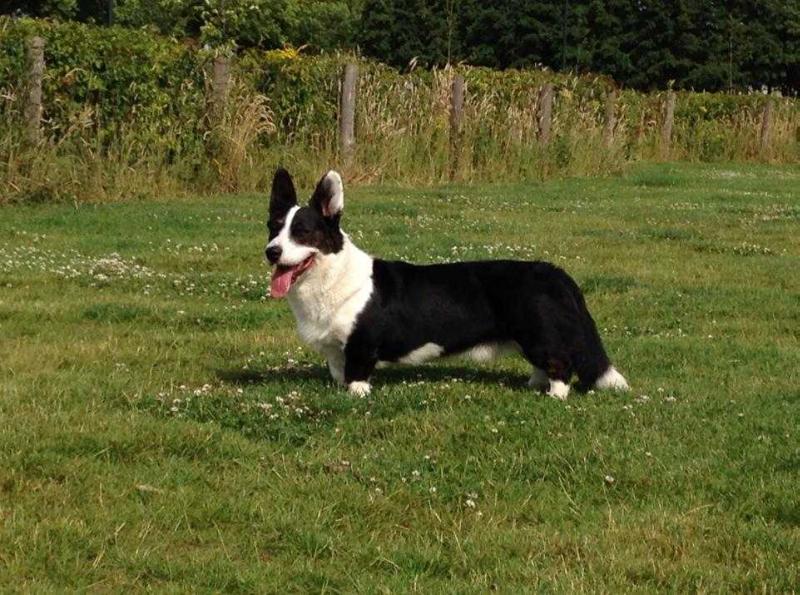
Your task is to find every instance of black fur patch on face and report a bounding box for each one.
[268,168,298,238]
[290,206,344,254]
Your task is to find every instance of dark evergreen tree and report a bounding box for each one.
[584,0,636,84]
[730,0,797,91]
[357,0,799,92]
[5,0,797,91]
[360,0,453,67]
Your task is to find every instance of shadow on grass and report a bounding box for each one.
[145,363,552,447]
[216,363,530,390]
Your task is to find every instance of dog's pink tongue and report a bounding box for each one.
[270,266,295,298]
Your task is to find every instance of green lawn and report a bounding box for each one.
[1,163,798,591]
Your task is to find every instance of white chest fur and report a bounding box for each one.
[286,237,374,354]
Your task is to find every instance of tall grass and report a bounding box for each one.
[1,17,798,203]
[209,83,277,192]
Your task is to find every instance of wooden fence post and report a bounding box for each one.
[602,90,617,148]
[25,36,45,145]
[537,83,554,146]
[210,55,231,123]
[449,74,465,181]
[660,91,676,159]
[339,63,358,164]
[759,98,773,157]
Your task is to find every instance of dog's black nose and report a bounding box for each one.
[265,246,282,264]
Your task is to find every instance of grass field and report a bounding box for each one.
[1,163,799,591]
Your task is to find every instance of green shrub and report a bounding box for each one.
[1,17,798,203]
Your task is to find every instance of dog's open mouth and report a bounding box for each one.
[269,256,315,298]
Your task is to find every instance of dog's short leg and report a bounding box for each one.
[327,357,345,385]
[344,333,377,397]
[520,342,573,400]
[320,347,345,385]
[544,358,572,400]
[527,366,549,391]
[345,357,376,397]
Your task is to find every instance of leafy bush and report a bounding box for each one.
[0,17,206,156]
[0,17,798,203]
[7,0,361,52]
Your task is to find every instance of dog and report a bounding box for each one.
[265,168,629,399]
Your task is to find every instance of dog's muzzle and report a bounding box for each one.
[265,245,282,264]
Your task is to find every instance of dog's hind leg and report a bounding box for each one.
[527,366,549,392]
[519,340,573,400]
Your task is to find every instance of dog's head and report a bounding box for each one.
[265,168,345,298]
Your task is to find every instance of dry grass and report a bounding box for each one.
[1,63,798,203]
[210,84,276,192]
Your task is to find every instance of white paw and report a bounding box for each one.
[527,367,549,391]
[595,366,630,391]
[348,381,371,397]
[547,380,570,400]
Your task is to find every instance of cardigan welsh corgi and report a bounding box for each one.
[265,168,629,399]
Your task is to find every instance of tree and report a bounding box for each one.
[360,0,452,67]
[357,0,799,92]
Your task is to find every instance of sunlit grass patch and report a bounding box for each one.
[1,163,798,591]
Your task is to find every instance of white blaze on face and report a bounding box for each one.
[267,206,316,266]
[267,206,319,298]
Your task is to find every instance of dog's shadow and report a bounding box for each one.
[216,363,530,390]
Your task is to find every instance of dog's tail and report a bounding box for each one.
[564,276,629,392]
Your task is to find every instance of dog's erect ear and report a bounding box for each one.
[269,168,298,218]
[310,170,344,219]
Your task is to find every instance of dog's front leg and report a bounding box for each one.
[343,334,377,397]
[320,346,345,386]
[327,355,345,386]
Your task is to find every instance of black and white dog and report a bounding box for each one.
[265,168,629,399]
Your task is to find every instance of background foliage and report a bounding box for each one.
[360,0,800,93]
[0,16,798,203]
[4,0,363,53]
[6,0,799,92]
